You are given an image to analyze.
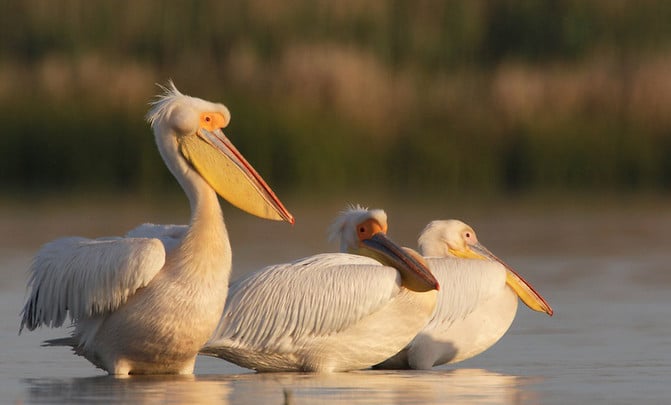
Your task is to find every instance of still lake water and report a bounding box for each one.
[1,197,670,404]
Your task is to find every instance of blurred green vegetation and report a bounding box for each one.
[1,0,671,200]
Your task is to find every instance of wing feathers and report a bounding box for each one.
[125,223,187,253]
[20,236,166,332]
[207,253,401,352]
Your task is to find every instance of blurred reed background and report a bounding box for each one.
[1,0,671,202]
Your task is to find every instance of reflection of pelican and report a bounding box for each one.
[377,219,553,369]
[23,368,529,405]
[25,375,233,405]
[201,206,439,372]
[224,368,528,405]
[19,83,294,375]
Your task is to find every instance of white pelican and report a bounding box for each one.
[19,82,294,375]
[375,219,553,370]
[200,206,440,372]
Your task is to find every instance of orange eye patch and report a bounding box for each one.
[356,219,387,241]
[199,112,229,131]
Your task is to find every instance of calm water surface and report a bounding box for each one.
[1,199,670,404]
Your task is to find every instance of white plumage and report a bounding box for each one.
[22,237,165,329]
[375,219,553,370]
[125,224,187,253]
[19,82,293,375]
[201,206,440,372]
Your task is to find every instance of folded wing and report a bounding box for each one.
[20,236,166,332]
[206,253,401,352]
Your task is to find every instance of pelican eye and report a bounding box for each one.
[357,223,371,240]
[357,218,384,241]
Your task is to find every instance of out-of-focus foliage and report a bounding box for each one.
[1,0,671,197]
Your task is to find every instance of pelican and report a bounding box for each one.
[19,82,294,375]
[200,205,440,372]
[375,219,553,370]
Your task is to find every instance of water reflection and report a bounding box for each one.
[247,368,534,404]
[25,375,232,405]
[24,368,534,405]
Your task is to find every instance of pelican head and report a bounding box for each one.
[329,205,439,292]
[419,219,553,316]
[146,81,294,223]
[328,204,388,253]
[418,219,480,258]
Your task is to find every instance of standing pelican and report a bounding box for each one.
[19,82,294,375]
[200,206,440,372]
[375,219,553,370]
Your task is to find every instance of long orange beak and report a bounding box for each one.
[469,243,553,316]
[179,127,294,224]
[360,233,440,293]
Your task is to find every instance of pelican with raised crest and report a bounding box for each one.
[200,205,440,372]
[19,82,294,375]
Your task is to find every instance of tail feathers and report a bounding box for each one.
[198,347,221,357]
[42,337,78,347]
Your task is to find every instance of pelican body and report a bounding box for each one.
[19,83,294,375]
[375,219,553,370]
[201,206,439,372]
